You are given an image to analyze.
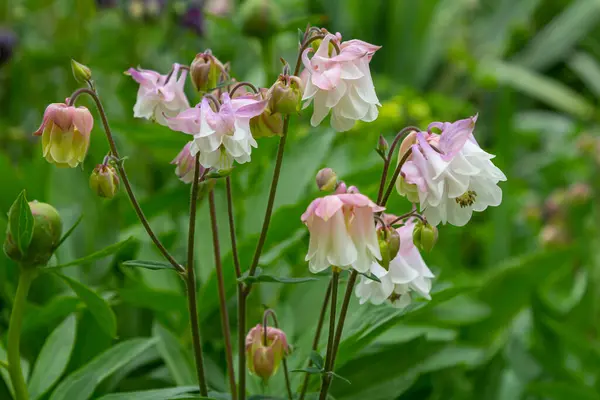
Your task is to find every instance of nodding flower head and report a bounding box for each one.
[245,324,290,381]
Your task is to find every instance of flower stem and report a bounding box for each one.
[226,177,242,280]
[298,280,333,400]
[237,289,247,400]
[319,270,340,400]
[186,156,210,396]
[381,149,413,207]
[7,267,36,400]
[67,88,184,273]
[208,190,237,398]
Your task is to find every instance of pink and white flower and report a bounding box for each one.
[302,34,381,132]
[127,63,189,126]
[171,141,205,183]
[167,93,267,170]
[301,192,383,273]
[398,115,507,226]
[355,221,434,308]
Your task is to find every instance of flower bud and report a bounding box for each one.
[250,88,283,138]
[398,131,417,159]
[377,135,389,155]
[315,168,338,192]
[34,103,93,168]
[240,0,281,40]
[190,51,224,92]
[396,176,419,203]
[412,221,437,252]
[377,225,400,269]
[71,59,92,83]
[89,164,120,199]
[246,324,289,381]
[267,75,302,115]
[4,201,63,266]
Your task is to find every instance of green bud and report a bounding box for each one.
[4,201,63,266]
[240,0,282,40]
[377,226,400,269]
[205,169,233,179]
[90,164,120,199]
[377,135,389,155]
[250,88,284,139]
[71,59,92,83]
[315,168,338,192]
[412,221,437,252]
[190,51,224,93]
[267,75,302,115]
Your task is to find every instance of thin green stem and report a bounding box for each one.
[298,281,333,400]
[67,88,184,273]
[209,190,237,398]
[186,156,210,396]
[381,149,413,207]
[226,177,242,280]
[319,270,339,400]
[238,289,247,400]
[7,267,36,400]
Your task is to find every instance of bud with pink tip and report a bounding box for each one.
[89,163,120,199]
[171,142,206,184]
[33,103,93,168]
[315,168,338,192]
[245,324,290,381]
[190,51,224,92]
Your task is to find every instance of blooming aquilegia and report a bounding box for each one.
[355,220,434,308]
[167,92,267,170]
[397,115,507,226]
[301,186,383,273]
[301,33,381,132]
[127,63,189,126]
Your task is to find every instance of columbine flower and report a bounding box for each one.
[246,324,290,381]
[167,93,266,170]
[171,142,205,183]
[301,33,381,132]
[301,190,383,273]
[33,103,93,168]
[398,115,507,226]
[127,63,189,126]
[355,221,434,308]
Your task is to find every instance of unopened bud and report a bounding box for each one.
[246,324,290,381]
[377,135,389,155]
[398,131,417,159]
[412,221,437,252]
[71,59,92,83]
[190,51,224,92]
[240,0,282,40]
[250,88,284,138]
[4,201,63,266]
[315,168,337,192]
[267,75,302,115]
[377,226,400,269]
[90,164,120,199]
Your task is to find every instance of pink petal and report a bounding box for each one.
[438,115,477,161]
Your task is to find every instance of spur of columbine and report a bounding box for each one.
[397,116,507,226]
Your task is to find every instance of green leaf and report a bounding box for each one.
[0,340,30,398]
[358,271,381,283]
[478,60,595,119]
[526,382,600,400]
[238,267,318,284]
[96,386,200,400]
[328,371,351,385]
[54,214,83,250]
[568,52,600,99]
[121,259,179,271]
[57,274,117,338]
[28,314,77,400]
[50,338,157,400]
[45,237,134,270]
[291,366,322,374]
[309,350,325,369]
[7,190,34,255]
[153,322,196,385]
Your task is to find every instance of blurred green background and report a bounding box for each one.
[1,0,600,399]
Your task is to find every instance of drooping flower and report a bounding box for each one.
[355,221,434,308]
[301,33,381,132]
[33,103,94,168]
[127,63,189,126]
[301,191,383,273]
[245,324,290,381]
[171,141,206,183]
[398,115,507,226]
[167,93,267,170]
